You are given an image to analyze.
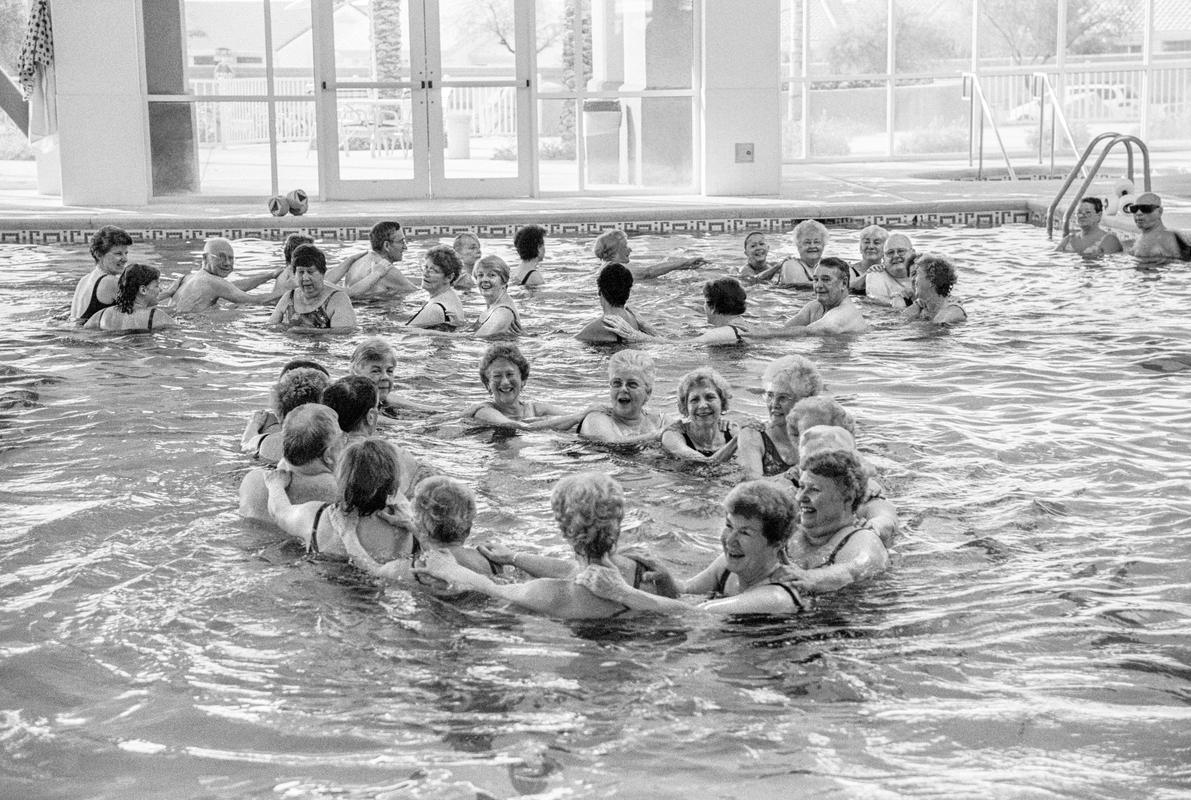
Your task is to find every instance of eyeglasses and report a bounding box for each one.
[1131,204,1160,214]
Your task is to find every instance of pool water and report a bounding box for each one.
[1,226,1189,798]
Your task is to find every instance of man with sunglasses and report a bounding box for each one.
[1125,193,1191,261]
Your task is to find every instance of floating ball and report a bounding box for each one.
[286,189,309,216]
[267,195,288,217]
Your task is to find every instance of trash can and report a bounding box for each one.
[582,99,621,183]
[445,111,472,159]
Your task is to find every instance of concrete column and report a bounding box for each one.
[702,0,781,196]
[54,0,151,205]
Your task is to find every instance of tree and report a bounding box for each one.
[371,0,403,99]
[0,0,27,74]
[978,0,1133,65]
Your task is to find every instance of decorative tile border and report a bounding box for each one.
[0,209,1034,245]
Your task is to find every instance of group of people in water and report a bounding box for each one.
[233,338,892,617]
[65,198,1186,619]
[68,214,972,339]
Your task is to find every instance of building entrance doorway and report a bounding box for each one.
[313,0,534,199]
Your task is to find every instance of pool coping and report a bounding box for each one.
[0,198,1037,244]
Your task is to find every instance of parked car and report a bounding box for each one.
[1008,84,1139,122]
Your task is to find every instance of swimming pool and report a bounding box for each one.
[1,226,1189,797]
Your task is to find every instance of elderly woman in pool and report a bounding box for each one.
[268,244,357,331]
[755,219,828,288]
[264,436,420,563]
[578,350,668,444]
[783,449,889,595]
[797,423,899,544]
[467,343,595,431]
[414,472,676,618]
[662,367,739,464]
[1057,197,1123,255]
[407,245,467,329]
[593,228,707,280]
[901,254,967,324]
[849,224,888,292]
[736,354,826,480]
[677,480,805,612]
[85,263,178,332]
[471,255,523,337]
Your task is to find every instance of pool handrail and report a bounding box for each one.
[962,73,1017,181]
[1047,133,1151,239]
[1030,73,1083,176]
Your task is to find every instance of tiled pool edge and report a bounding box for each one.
[0,200,1036,244]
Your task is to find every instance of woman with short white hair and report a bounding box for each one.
[578,350,667,443]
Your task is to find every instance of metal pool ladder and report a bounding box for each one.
[1047,132,1151,239]
[962,73,1016,181]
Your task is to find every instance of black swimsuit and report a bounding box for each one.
[677,419,736,457]
[710,567,804,609]
[517,269,539,286]
[79,278,113,322]
[760,430,795,476]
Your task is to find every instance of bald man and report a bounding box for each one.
[170,237,286,313]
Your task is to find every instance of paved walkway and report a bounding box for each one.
[0,153,1188,233]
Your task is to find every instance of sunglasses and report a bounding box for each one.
[1130,204,1160,214]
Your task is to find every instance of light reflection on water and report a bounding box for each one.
[1,225,1190,798]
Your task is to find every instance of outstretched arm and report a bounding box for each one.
[232,266,286,292]
[325,250,369,285]
[630,255,708,280]
[476,543,575,579]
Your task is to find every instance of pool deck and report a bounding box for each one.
[0,154,1188,236]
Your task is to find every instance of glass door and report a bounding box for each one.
[314,0,430,199]
[314,0,533,199]
[424,0,534,197]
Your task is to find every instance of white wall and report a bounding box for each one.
[701,0,781,196]
[54,0,151,205]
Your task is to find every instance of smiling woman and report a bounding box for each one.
[467,343,591,431]
[578,349,668,443]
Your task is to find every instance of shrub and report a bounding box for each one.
[895,119,968,155]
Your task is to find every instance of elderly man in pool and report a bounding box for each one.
[578,350,668,443]
[238,403,342,522]
[170,237,286,313]
[1124,192,1191,261]
[752,257,869,338]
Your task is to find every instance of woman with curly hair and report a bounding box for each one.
[901,254,967,324]
[413,472,678,618]
[85,263,178,332]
